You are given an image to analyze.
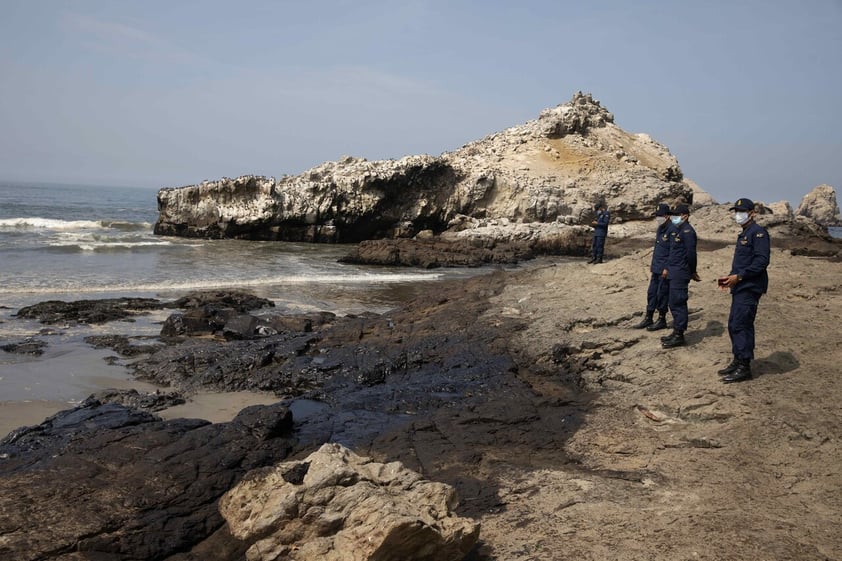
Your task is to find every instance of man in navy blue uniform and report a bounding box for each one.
[661,203,700,348]
[633,203,673,330]
[588,202,610,264]
[717,198,770,383]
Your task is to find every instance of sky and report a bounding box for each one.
[1,0,840,205]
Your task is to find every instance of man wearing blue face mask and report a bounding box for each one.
[661,203,700,348]
[717,198,770,383]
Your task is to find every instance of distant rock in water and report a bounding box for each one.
[154,92,692,246]
[796,184,841,226]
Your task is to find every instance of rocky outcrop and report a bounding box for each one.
[796,184,841,225]
[219,443,480,561]
[0,400,295,560]
[155,93,692,245]
[15,297,167,325]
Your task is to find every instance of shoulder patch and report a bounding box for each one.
[756,233,765,237]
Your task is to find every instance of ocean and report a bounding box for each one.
[0,181,488,426]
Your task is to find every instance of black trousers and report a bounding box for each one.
[646,272,669,314]
[729,290,762,361]
[668,280,689,332]
[591,235,606,260]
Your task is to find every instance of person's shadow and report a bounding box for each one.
[686,320,726,345]
[753,351,800,377]
[684,322,800,378]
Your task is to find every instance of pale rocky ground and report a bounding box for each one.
[463,240,842,560]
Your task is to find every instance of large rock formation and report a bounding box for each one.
[796,184,841,225]
[219,443,480,561]
[154,92,692,245]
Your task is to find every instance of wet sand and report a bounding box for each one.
[0,337,281,437]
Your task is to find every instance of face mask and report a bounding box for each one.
[735,211,750,225]
[670,216,682,226]
[656,216,667,226]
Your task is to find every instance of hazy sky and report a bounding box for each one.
[1,0,840,205]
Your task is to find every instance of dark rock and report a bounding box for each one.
[172,290,275,313]
[0,401,295,560]
[131,333,320,393]
[0,338,47,356]
[265,311,336,334]
[339,237,535,267]
[15,297,166,325]
[83,388,186,411]
[159,291,275,339]
[84,334,164,357]
[280,460,310,485]
[222,314,259,340]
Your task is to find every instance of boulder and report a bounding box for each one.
[219,442,480,561]
[161,290,276,338]
[796,184,841,225]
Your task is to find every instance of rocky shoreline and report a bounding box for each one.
[2,221,841,558]
[3,91,842,559]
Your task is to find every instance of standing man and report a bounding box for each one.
[717,198,770,383]
[633,203,672,330]
[588,202,610,264]
[661,203,700,348]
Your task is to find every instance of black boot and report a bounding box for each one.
[660,329,677,342]
[717,359,740,376]
[595,257,603,264]
[633,312,654,329]
[646,312,668,331]
[587,257,596,264]
[661,331,686,348]
[722,360,752,383]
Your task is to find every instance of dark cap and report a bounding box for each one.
[728,198,755,211]
[655,203,671,217]
[672,203,690,215]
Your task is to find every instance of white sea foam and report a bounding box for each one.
[0,217,152,231]
[0,272,445,296]
[48,240,173,251]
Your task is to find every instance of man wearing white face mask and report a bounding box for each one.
[661,203,701,348]
[717,198,770,383]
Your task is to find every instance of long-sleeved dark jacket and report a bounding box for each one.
[593,209,610,237]
[650,220,673,274]
[730,221,770,294]
[666,220,697,282]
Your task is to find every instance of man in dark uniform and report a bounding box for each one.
[717,198,770,383]
[661,203,700,348]
[588,202,610,264]
[633,203,673,330]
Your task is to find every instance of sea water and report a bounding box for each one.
[0,181,481,314]
[0,181,488,416]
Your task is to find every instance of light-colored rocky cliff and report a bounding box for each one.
[155,92,692,243]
